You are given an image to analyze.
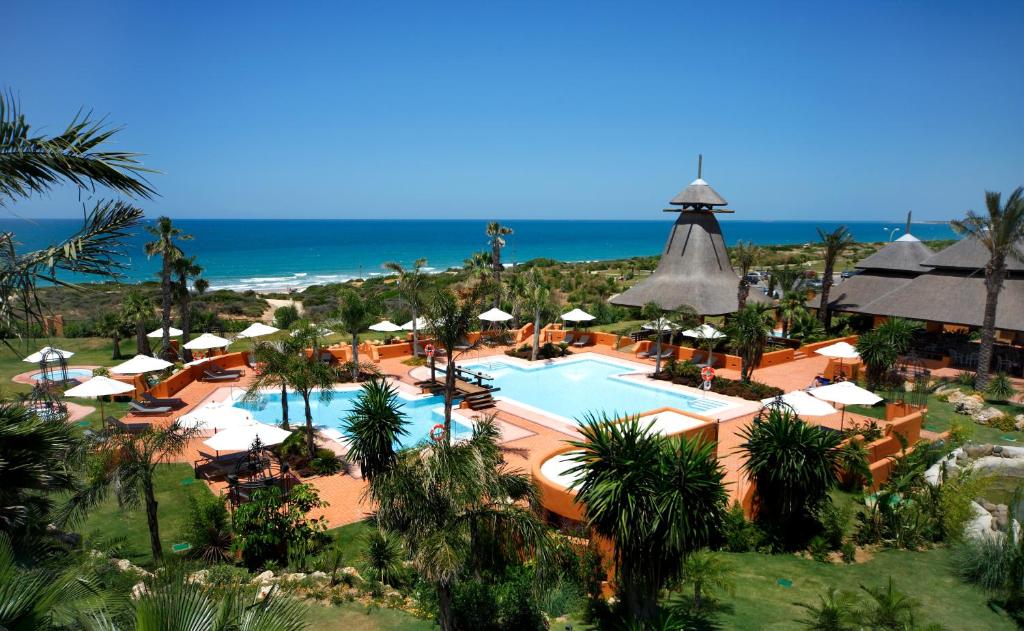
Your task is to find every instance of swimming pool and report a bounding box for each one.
[233,389,471,446]
[458,356,727,423]
[31,368,93,381]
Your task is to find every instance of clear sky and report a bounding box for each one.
[5,0,1023,221]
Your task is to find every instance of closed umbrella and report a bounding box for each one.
[369,320,403,333]
[236,323,280,339]
[808,381,883,429]
[64,375,135,420]
[147,326,184,338]
[183,333,232,350]
[110,354,173,375]
[179,403,256,432]
[761,391,838,417]
[203,422,292,453]
[23,346,74,363]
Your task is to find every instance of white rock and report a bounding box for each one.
[131,582,148,600]
[188,570,208,585]
[973,407,1005,424]
[341,566,363,581]
[252,570,276,585]
[964,501,998,542]
[970,455,1024,476]
[924,463,942,486]
[256,584,274,601]
[309,571,329,582]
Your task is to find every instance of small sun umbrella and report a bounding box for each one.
[560,308,595,324]
[203,422,292,453]
[681,324,726,340]
[641,320,674,331]
[401,317,428,331]
[236,323,280,339]
[23,346,74,363]
[761,391,838,417]
[183,333,232,350]
[369,320,403,333]
[64,375,135,420]
[808,381,883,430]
[147,326,184,338]
[110,354,173,375]
[478,308,513,322]
[179,403,256,433]
[814,341,860,381]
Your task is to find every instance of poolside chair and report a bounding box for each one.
[141,392,186,409]
[653,348,674,360]
[128,400,172,415]
[106,416,151,432]
[201,369,239,382]
[454,337,473,352]
[572,335,590,348]
[561,333,574,346]
[209,363,244,377]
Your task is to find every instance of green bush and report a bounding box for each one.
[232,484,329,569]
[452,581,499,630]
[986,372,1017,402]
[187,493,233,563]
[841,541,857,564]
[273,305,300,329]
[309,449,343,475]
[721,502,765,552]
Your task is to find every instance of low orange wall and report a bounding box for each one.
[375,342,413,360]
[149,351,249,398]
[758,348,795,368]
[799,335,859,355]
[838,409,924,490]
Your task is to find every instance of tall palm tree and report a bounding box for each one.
[733,240,760,309]
[383,258,428,350]
[462,250,493,307]
[738,407,841,549]
[244,339,301,430]
[0,403,85,536]
[170,255,203,362]
[336,292,376,381]
[370,416,551,631]
[778,291,806,338]
[641,301,670,374]
[767,264,801,299]
[567,413,727,623]
[726,303,774,382]
[341,379,408,482]
[425,288,474,442]
[145,217,192,360]
[61,421,199,562]
[486,221,513,307]
[121,289,154,357]
[816,226,855,329]
[951,188,1024,389]
[97,311,130,360]
[284,323,342,459]
[519,269,554,361]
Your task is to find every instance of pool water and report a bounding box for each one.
[234,389,471,446]
[459,357,726,422]
[31,368,93,381]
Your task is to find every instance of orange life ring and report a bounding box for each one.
[701,366,716,381]
[425,344,435,357]
[429,423,446,442]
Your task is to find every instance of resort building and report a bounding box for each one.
[610,167,769,315]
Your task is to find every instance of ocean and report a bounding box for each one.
[2,218,957,293]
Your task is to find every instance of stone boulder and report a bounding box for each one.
[964,501,998,542]
[131,582,148,600]
[1016,414,1024,431]
[188,570,208,585]
[252,570,276,585]
[973,407,1006,425]
[949,390,985,415]
[309,571,329,583]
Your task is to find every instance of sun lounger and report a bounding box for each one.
[202,369,239,382]
[207,364,244,377]
[572,335,590,348]
[106,415,151,432]
[129,400,172,415]
[454,337,473,352]
[654,348,674,360]
[561,333,574,346]
[141,392,186,409]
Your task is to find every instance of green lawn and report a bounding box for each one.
[74,462,214,566]
[921,394,1024,445]
[327,519,375,566]
[303,602,434,631]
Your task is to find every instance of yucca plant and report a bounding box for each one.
[342,378,408,482]
[361,528,405,585]
[986,372,1017,402]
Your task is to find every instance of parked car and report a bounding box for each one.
[840,269,860,279]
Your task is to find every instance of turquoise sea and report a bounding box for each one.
[3,219,957,292]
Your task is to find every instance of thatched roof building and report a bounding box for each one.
[610,167,768,315]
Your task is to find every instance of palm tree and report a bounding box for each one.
[170,255,203,362]
[369,416,551,631]
[796,586,856,631]
[681,551,735,611]
[284,323,342,459]
[951,188,1024,389]
[733,240,760,309]
[518,268,554,361]
[244,339,301,429]
[738,407,841,548]
[727,303,774,382]
[462,250,493,306]
[120,289,154,356]
[383,258,428,350]
[96,311,130,359]
[567,414,727,623]
[144,217,192,360]
[341,378,408,482]
[856,318,917,388]
[790,307,826,342]
[816,226,855,329]
[778,291,806,338]
[768,264,801,300]
[641,301,670,374]
[486,221,514,307]
[0,404,85,536]
[61,421,199,562]
[336,292,376,381]
[424,288,474,442]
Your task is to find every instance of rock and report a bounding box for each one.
[188,570,208,585]
[252,570,276,585]
[256,584,274,601]
[1001,446,1024,458]
[1016,414,1024,431]
[994,445,1004,455]
[131,582,148,600]
[924,463,942,486]
[283,572,306,582]
[309,571,329,583]
[341,567,363,581]
[950,390,985,415]
[973,407,1005,425]
[385,590,402,599]
[964,444,994,458]
[114,558,151,577]
[970,455,1024,476]
[964,501,998,541]
[935,385,959,396]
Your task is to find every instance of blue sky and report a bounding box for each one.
[5,0,1023,221]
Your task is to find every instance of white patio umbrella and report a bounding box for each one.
[23,346,74,363]
[814,341,860,381]
[183,333,232,350]
[203,422,292,453]
[290,326,333,338]
[369,320,403,333]
[681,324,726,340]
[110,354,173,375]
[236,323,280,339]
[808,381,883,429]
[179,403,256,433]
[560,308,595,326]
[64,376,135,420]
[478,307,513,322]
[147,326,183,338]
[401,317,427,331]
[761,391,838,417]
[641,320,674,331]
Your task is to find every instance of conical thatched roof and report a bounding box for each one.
[610,210,768,315]
[855,234,935,273]
[669,178,728,208]
[923,234,1024,271]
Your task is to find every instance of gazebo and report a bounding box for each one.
[610,158,769,315]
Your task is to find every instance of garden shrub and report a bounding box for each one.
[494,566,546,630]
[986,372,1017,402]
[505,342,572,361]
[990,413,1017,433]
[720,502,765,552]
[205,564,250,587]
[187,493,233,563]
[655,361,783,401]
[232,484,329,569]
[273,305,300,329]
[452,581,500,630]
[841,541,856,564]
[309,448,343,475]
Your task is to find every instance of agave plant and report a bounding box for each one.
[341,378,408,482]
[985,372,1017,402]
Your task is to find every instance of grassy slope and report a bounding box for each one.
[303,603,434,631]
